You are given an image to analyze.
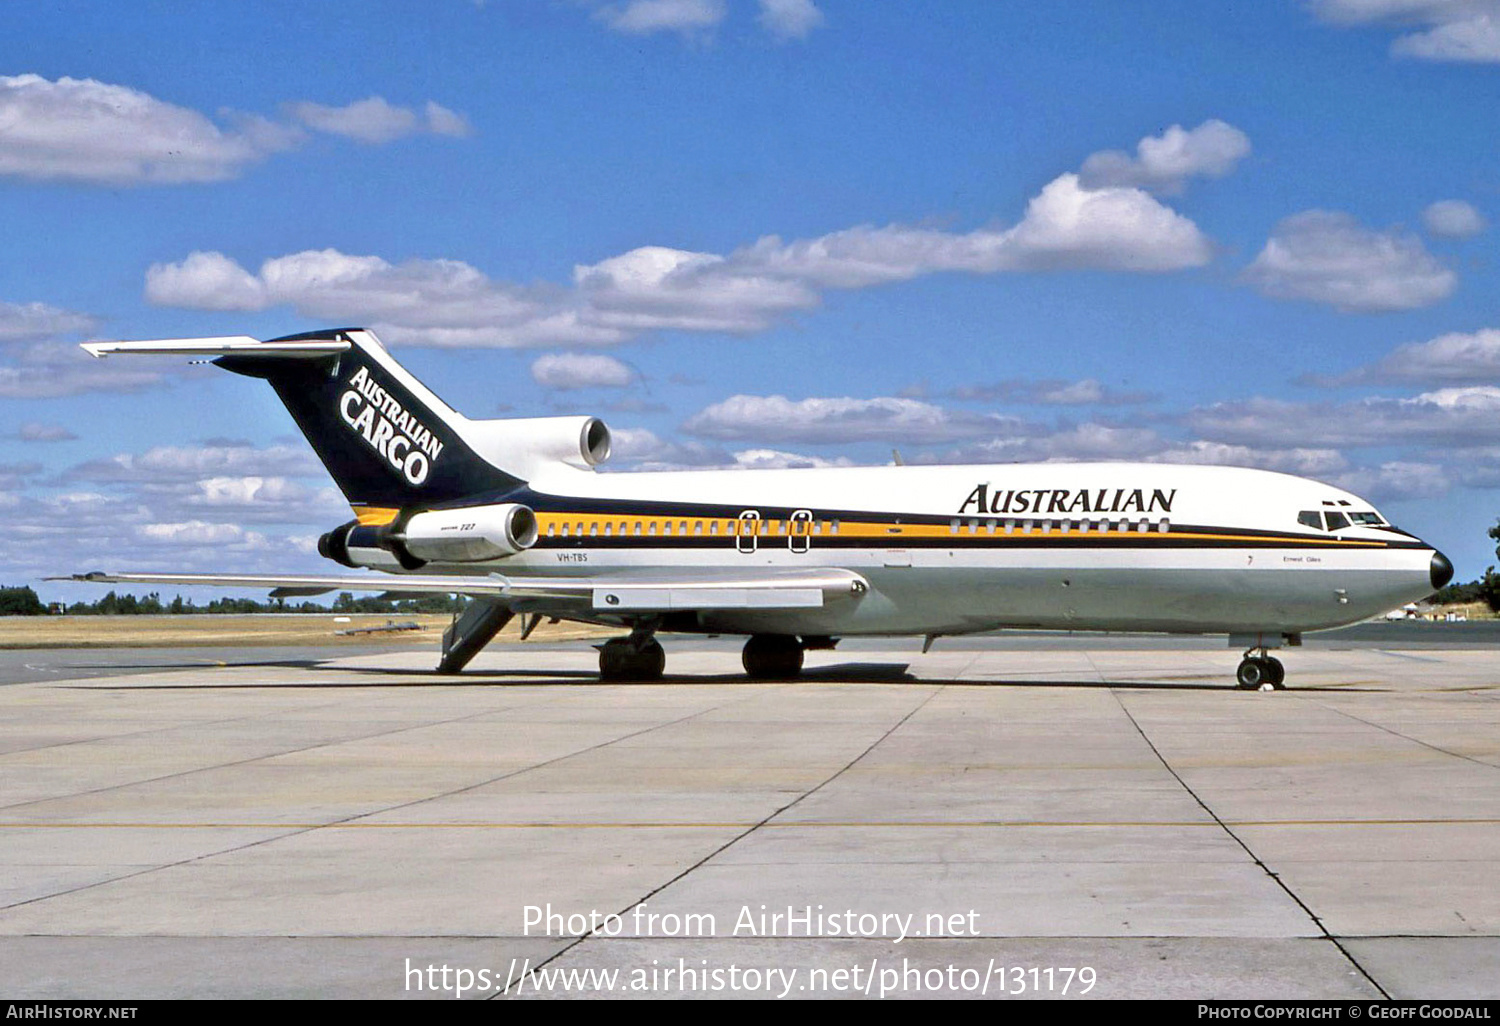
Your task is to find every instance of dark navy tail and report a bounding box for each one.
[216,328,522,511]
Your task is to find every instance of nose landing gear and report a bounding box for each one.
[1230,632,1296,691]
[1236,649,1285,690]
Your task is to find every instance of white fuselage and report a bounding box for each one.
[355,461,1440,639]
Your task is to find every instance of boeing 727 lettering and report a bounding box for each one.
[62,328,1453,689]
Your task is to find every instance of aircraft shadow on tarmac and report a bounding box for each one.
[66,657,1387,692]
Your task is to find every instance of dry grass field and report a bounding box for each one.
[0,613,616,649]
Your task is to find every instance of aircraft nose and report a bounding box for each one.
[1430,550,1454,590]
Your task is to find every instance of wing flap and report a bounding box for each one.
[591,586,824,611]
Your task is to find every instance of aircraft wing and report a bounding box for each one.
[53,568,868,612]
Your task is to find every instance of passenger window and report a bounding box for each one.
[1157,518,1169,533]
[1298,511,1321,530]
[1325,511,1350,532]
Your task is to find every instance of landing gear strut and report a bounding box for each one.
[597,628,665,681]
[742,634,804,679]
[1236,650,1286,690]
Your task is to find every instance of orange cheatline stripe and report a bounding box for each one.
[533,512,1385,547]
[348,506,1387,548]
[352,506,400,526]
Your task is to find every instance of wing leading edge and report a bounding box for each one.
[52,568,868,612]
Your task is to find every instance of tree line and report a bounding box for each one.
[0,586,467,616]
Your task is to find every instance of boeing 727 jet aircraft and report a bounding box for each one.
[64,328,1453,689]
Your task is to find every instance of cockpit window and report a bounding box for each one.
[1297,511,1322,530]
[1324,511,1350,531]
[1349,512,1384,526]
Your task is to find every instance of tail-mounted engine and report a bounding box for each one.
[318,502,538,570]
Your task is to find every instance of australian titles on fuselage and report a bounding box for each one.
[959,483,1174,516]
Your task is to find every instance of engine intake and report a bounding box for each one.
[460,415,611,479]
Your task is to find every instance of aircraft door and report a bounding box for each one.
[789,509,812,553]
[736,510,760,554]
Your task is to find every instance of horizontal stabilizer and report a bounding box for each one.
[53,568,868,612]
[81,337,349,359]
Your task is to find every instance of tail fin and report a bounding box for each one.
[214,329,522,509]
[82,328,613,513]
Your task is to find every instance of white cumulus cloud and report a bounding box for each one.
[530,352,637,389]
[144,251,268,311]
[15,422,77,442]
[1310,0,1500,62]
[595,0,727,37]
[1187,386,1500,449]
[758,0,824,40]
[144,122,1224,346]
[1241,210,1456,312]
[1078,120,1251,195]
[1324,327,1500,385]
[286,97,472,143]
[682,394,1025,445]
[0,74,471,186]
[1422,199,1487,238]
[0,300,97,343]
[0,74,292,184]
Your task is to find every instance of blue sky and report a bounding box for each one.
[4,0,1500,599]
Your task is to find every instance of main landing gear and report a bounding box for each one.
[741,634,805,679]
[595,631,825,682]
[1236,649,1286,690]
[597,630,666,681]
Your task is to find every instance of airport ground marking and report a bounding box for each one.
[1110,688,1392,999]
